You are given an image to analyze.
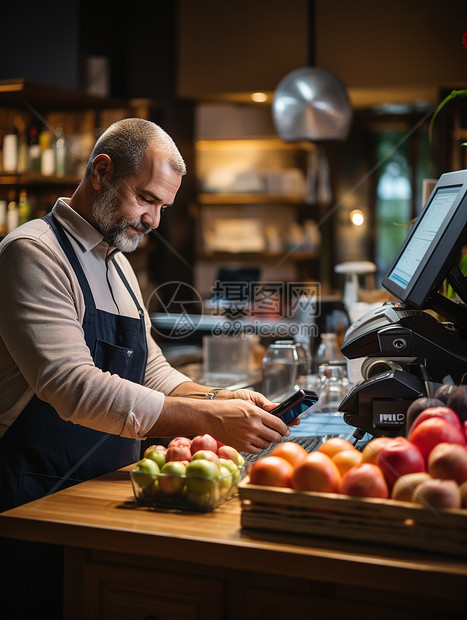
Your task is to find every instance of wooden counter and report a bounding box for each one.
[1,466,466,619]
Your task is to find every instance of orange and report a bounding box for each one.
[360,436,392,464]
[249,456,294,488]
[318,437,356,458]
[270,441,308,467]
[332,449,363,476]
[291,451,341,493]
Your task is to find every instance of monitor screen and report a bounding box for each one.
[382,169,467,310]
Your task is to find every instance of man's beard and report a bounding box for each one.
[91,185,152,253]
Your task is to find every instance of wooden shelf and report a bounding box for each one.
[196,137,313,150]
[0,173,81,186]
[198,193,306,205]
[0,78,131,110]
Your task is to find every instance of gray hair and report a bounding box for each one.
[85,118,186,182]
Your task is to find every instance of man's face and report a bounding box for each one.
[92,147,182,253]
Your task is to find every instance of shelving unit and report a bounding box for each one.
[0,79,157,297]
[193,134,321,297]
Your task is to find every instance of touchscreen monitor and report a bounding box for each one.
[382,169,467,310]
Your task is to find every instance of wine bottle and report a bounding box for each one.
[29,127,41,173]
[18,190,32,225]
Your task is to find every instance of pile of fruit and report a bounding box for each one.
[248,385,467,510]
[131,433,244,510]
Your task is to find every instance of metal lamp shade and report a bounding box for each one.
[272,67,353,142]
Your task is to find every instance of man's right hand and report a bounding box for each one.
[148,396,291,453]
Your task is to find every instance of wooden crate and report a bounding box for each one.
[238,478,467,557]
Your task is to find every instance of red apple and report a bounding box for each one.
[408,417,466,463]
[391,472,431,502]
[217,445,241,466]
[375,436,425,489]
[191,449,221,468]
[405,397,445,433]
[412,478,461,509]
[168,436,192,449]
[460,480,467,508]
[427,442,467,485]
[190,433,218,455]
[360,436,392,465]
[407,406,462,436]
[338,463,389,499]
[165,444,192,462]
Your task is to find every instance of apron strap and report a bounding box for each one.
[112,259,145,317]
[42,212,97,312]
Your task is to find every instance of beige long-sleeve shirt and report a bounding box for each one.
[0,198,190,440]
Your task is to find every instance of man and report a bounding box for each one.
[0,118,292,513]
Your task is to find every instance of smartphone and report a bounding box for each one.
[271,389,319,424]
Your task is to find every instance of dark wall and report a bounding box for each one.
[0,0,81,90]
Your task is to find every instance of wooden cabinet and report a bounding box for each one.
[77,552,225,620]
[66,547,466,620]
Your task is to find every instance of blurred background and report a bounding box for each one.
[1,0,466,370]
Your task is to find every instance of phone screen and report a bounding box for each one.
[271,389,318,424]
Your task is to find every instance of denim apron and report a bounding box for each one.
[0,212,148,512]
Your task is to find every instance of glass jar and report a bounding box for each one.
[314,332,341,371]
[262,340,300,399]
[318,360,348,413]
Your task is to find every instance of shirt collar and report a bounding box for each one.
[51,198,121,260]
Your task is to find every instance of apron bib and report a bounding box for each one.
[0,212,148,511]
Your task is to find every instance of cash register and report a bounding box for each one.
[339,169,467,437]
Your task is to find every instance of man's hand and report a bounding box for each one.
[228,389,301,428]
[148,394,293,454]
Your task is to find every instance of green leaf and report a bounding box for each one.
[428,89,467,144]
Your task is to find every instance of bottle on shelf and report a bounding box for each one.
[55,128,66,177]
[18,190,32,225]
[29,127,41,173]
[6,192,19,234]
[2,128,19,173]
[17,132,29,173]
[39,128,55,177]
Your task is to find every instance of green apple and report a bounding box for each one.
[159,460,187,495]
[185,459,220,507]
[219,465,233,496]
[145,448,166,470]
[219,457,240,486]
[132,457,159,490]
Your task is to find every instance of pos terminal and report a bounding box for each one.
[339,169,467,436]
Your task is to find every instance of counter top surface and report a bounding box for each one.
[2,465,467,597]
